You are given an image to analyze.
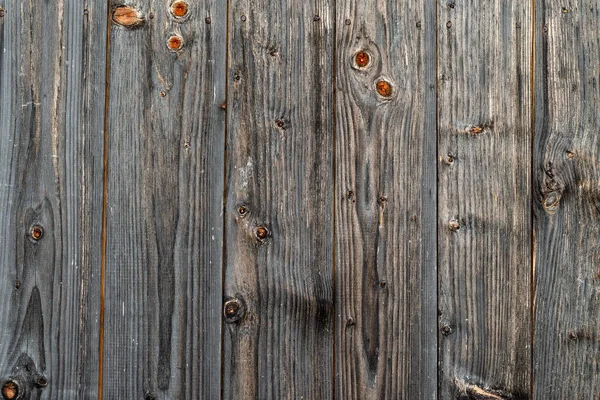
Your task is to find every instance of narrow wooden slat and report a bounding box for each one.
[334,0,437,398]
[103,0,226,398]
[533,2,600,397]
[223,1,334,399]
[0,0,106,397]
[437,1,532,398]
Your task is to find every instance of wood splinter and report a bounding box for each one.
[455,379,512,400]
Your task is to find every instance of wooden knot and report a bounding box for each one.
[170,1,189,18]
[376,80,393,98]
[354,51,370,68]
[224,298,246,323]
[30,225,44,241]
[1,380,18,400]
[112,6,144,28]
[167,34,184,51]
[254,225,270,242]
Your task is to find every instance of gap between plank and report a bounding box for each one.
[98,0,112,398]
[529,0,536,397]
[220,0,231,399]
[435,0,440,398]
[331,0,338,398]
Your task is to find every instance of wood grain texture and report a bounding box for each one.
[533,2,600,397]
[103,0,226,398]
[334,1,437,399]
[437,1,532,398]
[0,0,106,398]
[223,1,334,399]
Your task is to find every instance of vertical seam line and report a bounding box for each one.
[220,1,231,399]
[98,1,112,399]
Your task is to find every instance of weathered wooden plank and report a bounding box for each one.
[533,2,600,397]
[437,1,532,398]
[223,1,334,399]
[0,0,106,398]
[334,1,437,398]
[103,0,226,398]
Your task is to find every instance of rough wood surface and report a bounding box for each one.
[533,2,600,398]
[223,1,334,399]
[0,0,106,398]
[102,0,226,398]
[6,1,600,398]
[334,1,437,398]
[437,1,532,398]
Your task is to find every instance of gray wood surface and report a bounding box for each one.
[5,1,600,398]
[437,1,532,398]
[102,0,226,398]
[223,1,334,399]
[533,1,600,398]
[334,1,437,398]
[0,0,106,398]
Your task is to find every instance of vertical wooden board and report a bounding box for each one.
[533,2,600,397]
[103,0,226,398]
[223,1,334,399]
[0,0,106,398]
[335,1,437,399]
[437,1,532,398]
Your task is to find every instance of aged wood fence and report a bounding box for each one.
[0,0,598,398]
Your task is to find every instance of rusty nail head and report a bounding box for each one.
[241,15,247,22]
[220,102,227,110]
[376,80,393,97]
[345,19,351,25]
[446,21,452,28]
[355,51,370,68]
[276,119,285,128]
[237,205,248,216]
[30,225,44,241]
[255,226,270,241]
[1,381,18,400]
[167,35,184,51]
[205,17,211,24]
[170,1,189,18]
